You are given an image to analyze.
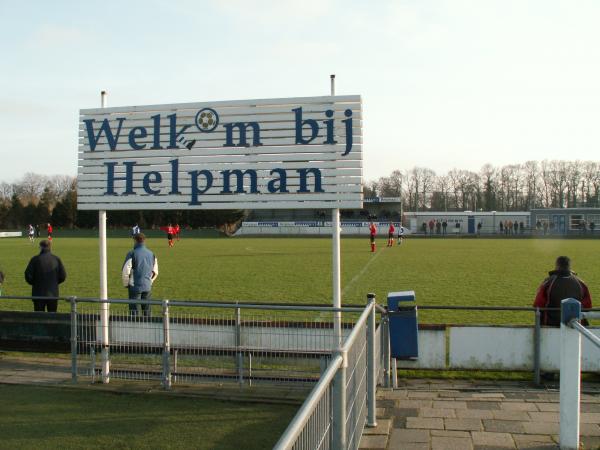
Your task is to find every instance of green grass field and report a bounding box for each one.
[0,384,296,450]
[1,235,598,324]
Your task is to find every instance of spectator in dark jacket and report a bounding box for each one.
[24,240,67,312]
[533,256,592,326]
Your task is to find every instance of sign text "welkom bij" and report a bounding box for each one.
[77,96,363,210]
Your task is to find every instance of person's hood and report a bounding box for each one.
[548,269,575,277]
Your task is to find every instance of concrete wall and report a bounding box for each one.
[236,221,407,236]
[396,325,600,372]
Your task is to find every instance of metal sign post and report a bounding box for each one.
[330,74,342,345]
[99,90,110,384]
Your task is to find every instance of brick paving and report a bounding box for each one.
[360,379,600,450]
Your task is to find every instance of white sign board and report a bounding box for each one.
[78,95,363,210]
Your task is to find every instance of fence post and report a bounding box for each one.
[332,349,347,450]
[560,298,581,450]
[366,293,378,428]
[101,298,110,384]
[382,309,391,388]
[235,305,243,386]
[70,296,78,384]
[162,299,171,390]
[533,308,541,386]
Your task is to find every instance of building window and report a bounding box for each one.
[536,215,549,226]
[569,214,584,230]
[587,215,600,230]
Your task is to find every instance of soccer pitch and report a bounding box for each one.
[1,235,598,324]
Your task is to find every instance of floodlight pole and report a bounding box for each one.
[331,74,342,345]
[99,90,110,384]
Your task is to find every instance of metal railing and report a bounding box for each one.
[0,293,386,450]
[559,299,600,450]
[0,295,369,389]
[274,295,382,450]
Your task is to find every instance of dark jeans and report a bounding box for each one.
[128,288,151,317]
[33,299,58,312]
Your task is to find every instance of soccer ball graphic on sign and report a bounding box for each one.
[194,108,219,132]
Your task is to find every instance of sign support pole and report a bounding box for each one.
[331,75,342,345]
[99,90,110,384]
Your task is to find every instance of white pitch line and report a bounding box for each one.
[316,246,387,321]
[341,246,385,297]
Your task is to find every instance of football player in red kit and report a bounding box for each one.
[47,223,53,241]
[160,224,175,247]
[174,224,181,241]
[387,223,395,247]
[369,221,377,252]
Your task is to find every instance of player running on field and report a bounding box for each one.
[47,223,53,241]
[397,225,405,245]
[160,223,175,247]
[174,224,181,241]
[28,224,35,243]
[131,223,141,238]
[387,223,395,247]
[369,221,377,253]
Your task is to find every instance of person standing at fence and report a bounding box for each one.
[24,240,67,312]
[533,256,592,326]
[122,233,158,317]
[442,220,447,235]
[369,221,377,253]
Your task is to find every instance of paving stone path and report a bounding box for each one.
[360,379,600,450]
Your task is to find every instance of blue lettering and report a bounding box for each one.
[104,161,136,195]
[167,113,191,149]
[267,169,289,193]
[169,159,181,195]
[221,169,258,194]
[189,170,213,205]
[342,109,353,156]
[150,114,162,149]
[297,168,324,193]
[293,107,319,145]
[142,171,162,194]
[84,118,126,151]
[223,122,262,147]
[128,126,147,150]
[323,110,337,145]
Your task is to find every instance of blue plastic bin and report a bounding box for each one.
[387,291,419,359]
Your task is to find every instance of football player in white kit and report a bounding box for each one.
[28,224,35,243]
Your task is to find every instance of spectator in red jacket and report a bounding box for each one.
[533,256,592,326]
[160,224,175,248]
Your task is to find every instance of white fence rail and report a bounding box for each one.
[559,299,600,450]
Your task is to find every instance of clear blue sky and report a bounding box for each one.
[1,0,599,182]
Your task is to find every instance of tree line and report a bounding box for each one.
[364,160,600,212]
[2,159,597,230]
[0,173,245,230]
